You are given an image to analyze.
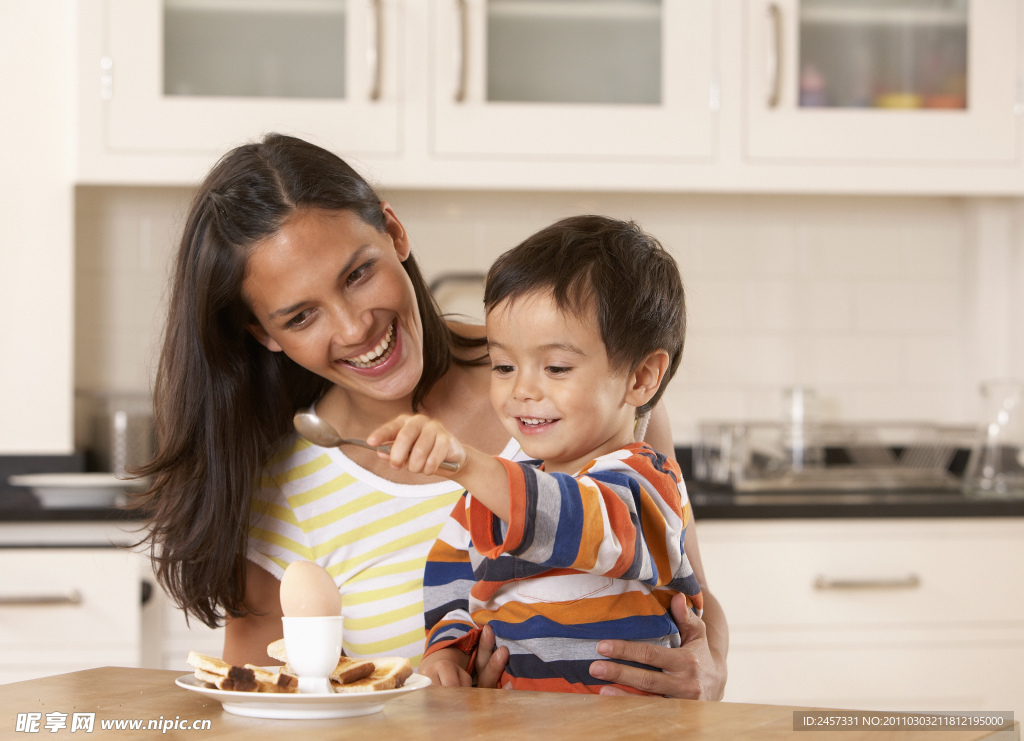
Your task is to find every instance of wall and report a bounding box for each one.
[74,186,1024,445]
[0,1,75,453]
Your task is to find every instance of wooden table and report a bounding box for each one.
[1,667,1017,740]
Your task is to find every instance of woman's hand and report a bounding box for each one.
[588,593,726,699]
[473,624,509,689]
[368,414,466,476]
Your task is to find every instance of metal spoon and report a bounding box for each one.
[293,408,461,472]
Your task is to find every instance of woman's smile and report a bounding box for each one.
[340,320,397,369]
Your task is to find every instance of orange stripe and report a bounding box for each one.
[575,478,603,572]
[503,675,657,696]
[639,488,672,586]
[472,590,668,625]
[429,539,469,563]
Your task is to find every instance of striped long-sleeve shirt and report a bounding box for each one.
[423,442,704,694]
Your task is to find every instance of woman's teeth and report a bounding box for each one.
[345,324,395,368]
[520,417,555,426]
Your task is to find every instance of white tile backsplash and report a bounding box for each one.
[74,187,1024,444]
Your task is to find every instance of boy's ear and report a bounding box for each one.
[246,322,283,353]
[625,349,671,408]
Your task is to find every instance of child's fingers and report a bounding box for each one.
[385,415,429,469]
[400,422,436,473]
[366,415,413,448]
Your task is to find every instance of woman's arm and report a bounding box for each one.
[222,562,285,667]
[589,401,729,700]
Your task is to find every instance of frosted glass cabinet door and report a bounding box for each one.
[432,0,716,159]
[103,0,400,156]
[745,0,1018,163]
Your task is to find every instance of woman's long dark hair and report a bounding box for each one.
[135,133,483,628]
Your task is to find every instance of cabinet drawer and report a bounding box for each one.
[697,520,1024,629]
[0,548,142,649]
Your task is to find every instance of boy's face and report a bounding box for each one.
[486,291,638,474]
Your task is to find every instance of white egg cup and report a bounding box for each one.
[281,616,343,694]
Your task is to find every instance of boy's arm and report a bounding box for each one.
[468,447,701,599]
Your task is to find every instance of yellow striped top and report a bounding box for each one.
[247,434,524,667]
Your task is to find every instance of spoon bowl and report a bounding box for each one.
[293,408,461,472]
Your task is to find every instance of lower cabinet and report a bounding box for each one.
[696,518,1024,712]
[0,548,144,684]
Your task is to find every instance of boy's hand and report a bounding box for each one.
[418,648,473,687]
[367,414,466,476]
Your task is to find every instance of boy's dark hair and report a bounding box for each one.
[483,214,685,417]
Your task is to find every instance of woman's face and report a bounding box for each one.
[243,205,425,405]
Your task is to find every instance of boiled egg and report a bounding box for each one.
[279,560,342,617]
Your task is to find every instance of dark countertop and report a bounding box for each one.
[3,488,1022,524]
[687,483,1024,519]
[0,505,146,523]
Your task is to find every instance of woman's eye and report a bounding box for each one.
[286,310,313,329]
[347,258,377,285]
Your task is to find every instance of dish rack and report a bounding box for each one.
[693,421,977,492]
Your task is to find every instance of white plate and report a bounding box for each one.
[6,472,142,508]
[175,672,430,720]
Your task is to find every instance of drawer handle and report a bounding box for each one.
[0,589,82,606]
[766,3,783,108]
[368,0,384,101]
[814,575,920,591]
[454,0,469,102]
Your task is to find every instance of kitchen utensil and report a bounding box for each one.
[293,408,462,472]
[78,391,154,477]
[963,379,1024,498]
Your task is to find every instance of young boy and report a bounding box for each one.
[368,215,703,694]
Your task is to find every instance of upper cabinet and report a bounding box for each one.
[98,0,400,157]
[744,0,1019,163]
[76,0,1024,192]
[430,0,716,160]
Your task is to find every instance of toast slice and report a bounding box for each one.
[193,667,260,692]
[332,657,413,693]
[265,639,376,684]
[245,664,299,693]
[266,638,287,664]
[186,651,256,684]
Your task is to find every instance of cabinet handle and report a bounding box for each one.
[766,3,783,108]
[454,0,469,103]
[0,590,82,606]
[814,575,921,591]
[368,0,384,101]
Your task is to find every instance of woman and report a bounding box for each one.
[138,133,727,699]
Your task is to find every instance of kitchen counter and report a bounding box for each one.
[4,667,1017,740]
[3,489,1024,526]
[688,482,1024,520]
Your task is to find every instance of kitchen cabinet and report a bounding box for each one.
[0,547,144,684]
[697,518,1024,712]
[92,0,399,157]
[430,0,716,160]
[744,0,1019,164]
[77,0,1024,192]
[0,520,224,684]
